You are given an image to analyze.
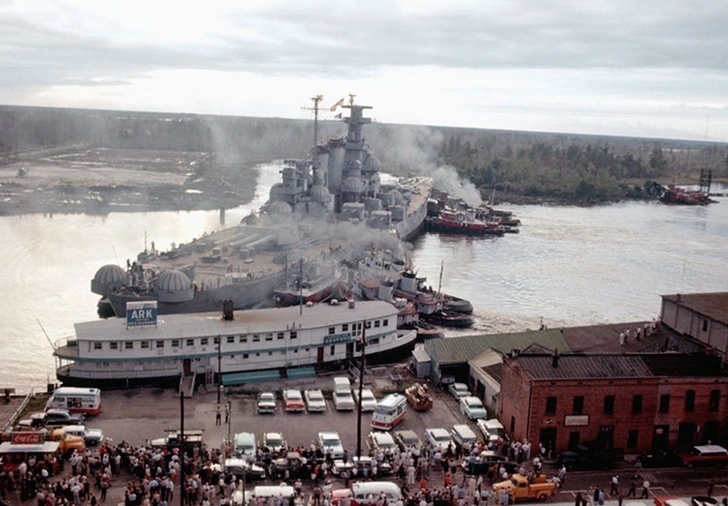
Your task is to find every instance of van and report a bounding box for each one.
[333,377,354,411]
[352,482,402,505]
[45,387,101,416]
[234,432,257,463]
[680,444,728,467]
[451,424,477,446]
[371,393,407,431]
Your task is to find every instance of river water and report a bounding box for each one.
[1,163,726,392]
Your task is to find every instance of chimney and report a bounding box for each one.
[676,293,682,303]
[222,299,234,321]
[552,349,560,368]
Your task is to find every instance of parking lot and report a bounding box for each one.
[87,376,478,454]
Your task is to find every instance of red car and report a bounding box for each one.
[283,390,305,412]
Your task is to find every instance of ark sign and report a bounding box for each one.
[126,301,158,327]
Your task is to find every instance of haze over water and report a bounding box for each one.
[1,164,726,392]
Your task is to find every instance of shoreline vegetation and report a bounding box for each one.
[1,105,726,215]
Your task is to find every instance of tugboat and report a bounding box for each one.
[660,170,717,205]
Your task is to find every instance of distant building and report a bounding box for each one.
[661,292,728,358]
[499,352,728,455]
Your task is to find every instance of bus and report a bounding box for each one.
[45,387,102,415]
[370,393,407,431]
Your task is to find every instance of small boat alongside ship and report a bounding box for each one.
[53,299,418,388]
[425,189,520,237]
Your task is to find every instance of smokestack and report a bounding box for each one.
[222,299,234,321]
[552,349,560,368]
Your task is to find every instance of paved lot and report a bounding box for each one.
[88,376,473,452]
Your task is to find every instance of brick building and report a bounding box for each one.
[499,352,728,455]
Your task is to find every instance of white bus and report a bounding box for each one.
[45,387,101,416]
[370,393,407,431]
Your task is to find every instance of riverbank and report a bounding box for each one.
[0,147,259,216]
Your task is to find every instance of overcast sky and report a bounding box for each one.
[2,0,727,141]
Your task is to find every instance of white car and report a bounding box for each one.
[460,396,487,420]
[256,392,276,414]
[318,431,345,459]
[304,389,326,413]
[367,431,397,454]
[425,428,453,451]
[333,390,355,411]
[263,432,286,453]
[354,388,378,412]
[477,419,507,443]
[62,425,104,446]
[448,382,470,399]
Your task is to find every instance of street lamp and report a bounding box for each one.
[356,320,367,460]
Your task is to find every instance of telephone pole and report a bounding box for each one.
[356,320,367,460]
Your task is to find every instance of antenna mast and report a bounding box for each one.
[302,95,324,154]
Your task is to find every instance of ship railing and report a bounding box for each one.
[53,336,78,349]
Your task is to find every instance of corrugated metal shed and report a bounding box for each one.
[663,292,728,325]
[518,354,654,380]
[425,329,570,366]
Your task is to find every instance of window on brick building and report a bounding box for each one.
[603,395,615,415]
[627,430,639,449]
[545,397,557,415]
[709,390,720,412]
[659,394,670,413]
[702,319,708,332]
[685,390,695,412]
[572,396,584,415]
[632,395,643,414]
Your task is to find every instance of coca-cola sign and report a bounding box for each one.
[11,432,44,445]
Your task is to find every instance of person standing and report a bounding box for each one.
[640,480,650,499]
[215,405,221,425]
[610,475,619,495]
[627,481,636,498]
[224,402,230,424]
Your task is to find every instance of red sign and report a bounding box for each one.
[11,432,44,445]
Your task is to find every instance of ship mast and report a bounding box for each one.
[302,95,324,155]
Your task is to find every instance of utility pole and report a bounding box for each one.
[217,336,222,404]
[356,320,367,460]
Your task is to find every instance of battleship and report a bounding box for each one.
[91,98,433,317]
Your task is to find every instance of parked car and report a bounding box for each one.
[448,383,469,399]
[318,432,344,459]
[257,392,277,414]
[459,396,487,420]
[367,431,397,454]
[304,389,326,413]
[262,432,286,453]
[394,430,423,452]
[283,390,305,413]
[19,409,85,428]
[424,428,452,451]
[635,449,683,468]
[462,452,518,476]
[477,419,507,443]
[223,458,266,482]
[354,388,378,412]
[680,445,728,467]
[61,425,104,446]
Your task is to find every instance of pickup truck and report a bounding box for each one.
[43,428,87,455]
[493,474,556,502]
[18,409,85,428]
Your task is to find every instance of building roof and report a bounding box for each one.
[663,292,728,325]
[516,352,728,380]
[425,329,570,367]
[74,300,397,342]
[481,363,503,383]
